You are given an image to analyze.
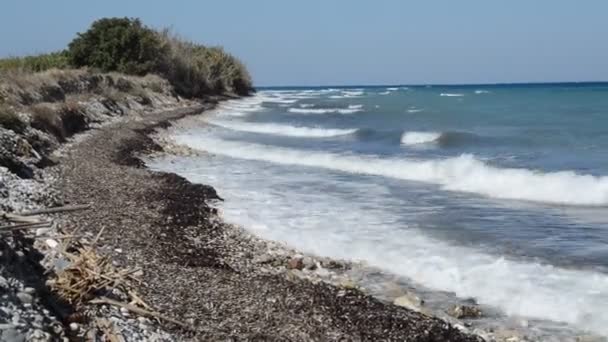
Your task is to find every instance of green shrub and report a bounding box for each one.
[0,105,26,133]
[0,52,70,73]
[68,17,167,75]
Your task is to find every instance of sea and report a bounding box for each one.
[148,83,608,340]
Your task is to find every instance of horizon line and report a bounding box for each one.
[255,80,608,89]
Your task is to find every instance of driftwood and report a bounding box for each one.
[17,204,91,216]
[0,221,52,232]
[2,213,43,223]
[90,297,191,330]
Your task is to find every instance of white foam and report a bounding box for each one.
[379,91,391,95]
[209,120,357,138]
[173,135,608,206]
[475,90,491,94]
[299,103,315,108]
[150,153,608,337]
[288,107,362,114]
[440,93,465,97]
[401,131,441,145]
[348,104,363,109]
[343,90,364,96]
[387,87,399,91]
[407,109,424,113]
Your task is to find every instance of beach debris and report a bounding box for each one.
[447,304,482,319]
[90,297,191,330]
[16,203,91,216]
[0,221,52,232]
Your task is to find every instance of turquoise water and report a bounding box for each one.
[151,84,608,339]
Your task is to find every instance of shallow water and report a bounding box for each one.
[149,84,608,339]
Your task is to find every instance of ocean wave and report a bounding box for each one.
[401,131,483,147]
[407,109,423,113]
[288,107,362,114]
[174,135,608,206]
[475,90,491,94]
[209,120,357,138]
[299,103,315,108]
[386,87,399,91]
[400,131,441,145]
[379,91,391,95]
[440,93,465,97]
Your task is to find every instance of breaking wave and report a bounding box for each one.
[440,93,465,97]
[288,106,363,114]
[401,131,442,145]
[173,135,608,206]
[209,120,357,138]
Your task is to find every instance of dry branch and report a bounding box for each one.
[0,221,52,232]
[90,297,191,330]
[17,204,91,216]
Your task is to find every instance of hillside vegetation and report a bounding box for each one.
[0,17,253,97]
[0,17,252,178]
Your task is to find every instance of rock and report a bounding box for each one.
[69,322,79,331]
[1,328,25,342]
[45,239,59,249]
[320,259,346,270]
[339,278,358,289]
[315,267,331,278]
[254,254,274,264]
[16,292,33,304]
[493,329,525,342]
[302,256,316,270]
[447,304,482,319]
[393,292,424,312]
[286,256,304,270]
[23,287,35,294]
[0,276,8,289]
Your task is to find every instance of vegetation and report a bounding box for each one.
[0,17,253,98]
[0,105,26,133]
[68,18,166,76]
[0,51,70,73]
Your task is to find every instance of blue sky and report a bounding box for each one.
[1,1,607,86]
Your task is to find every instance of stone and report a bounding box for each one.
[393,292,424,312]
[302,256,316,270]
[254,254,274,264]
[0,276,7,289]
[315,267,331,278]
[45,239,59,249]
[23,287,35,294]
[16,292,33,304]
[286,256,304,270]
[447,304,482,319]
[1,328,25,342]
[69,322,79,331]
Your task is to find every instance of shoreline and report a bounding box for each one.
[48,100,484,341]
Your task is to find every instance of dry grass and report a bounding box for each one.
[29,104,65,140]
[0,104,26,132]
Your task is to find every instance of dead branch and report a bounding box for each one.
[90,297,192,330]
[17,204,91,216]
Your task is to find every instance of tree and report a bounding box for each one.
[67,17,167,75]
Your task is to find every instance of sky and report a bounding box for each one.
[1,1,607,86]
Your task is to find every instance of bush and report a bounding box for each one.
[157,31,253,97]
[30,104,64,141]
[0,105,26,133]
[68,17,167,75]
[0,52,70,73]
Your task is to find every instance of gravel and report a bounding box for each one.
[50,103,483,341]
